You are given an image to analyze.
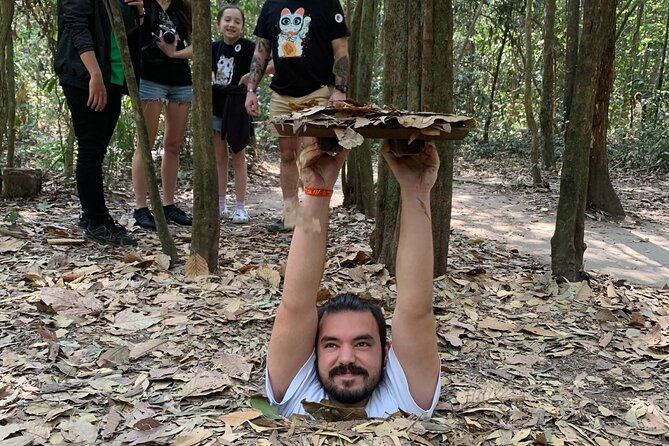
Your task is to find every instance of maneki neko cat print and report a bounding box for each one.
[277,7,311,58]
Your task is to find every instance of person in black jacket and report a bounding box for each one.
[55,0,143,246]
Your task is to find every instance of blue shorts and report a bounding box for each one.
[139,79,192,103]
[213,116,223,133]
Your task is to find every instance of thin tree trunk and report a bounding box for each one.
[540,0,556,170]
[5,11,16,168]
[483,17,510,143]
[551,0,607,283]
[105,0,178,261]
[375,0,408,273]
[0,0,16,167]
[456,0,484,65]
[628,1,644,129]
[523,0,543,186]
[344,0,377,217]
[190,0,219,271]
[429,0,454,276]
[658,3,669,91]
[588,0,624,219]
[564,0,580,124]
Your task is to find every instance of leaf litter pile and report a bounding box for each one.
[1,157,668,445]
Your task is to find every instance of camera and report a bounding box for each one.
[161,28,177,44]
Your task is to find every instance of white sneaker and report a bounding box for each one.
[220,207,229,220]
[231,208,249,224]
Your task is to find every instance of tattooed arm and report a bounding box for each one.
[330,37,349,105]
[245,37,272,116]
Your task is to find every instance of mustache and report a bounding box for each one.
[329,364,368,378]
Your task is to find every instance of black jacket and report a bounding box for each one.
[54,0,141,91]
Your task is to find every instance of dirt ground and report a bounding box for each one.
[248,156,669,289]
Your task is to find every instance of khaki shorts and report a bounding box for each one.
[270,85,333,118]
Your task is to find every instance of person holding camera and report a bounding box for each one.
[131,0,193,230]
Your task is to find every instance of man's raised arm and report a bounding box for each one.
[383,142,441,410]
[245,37,271,117]
[267,143,350,402]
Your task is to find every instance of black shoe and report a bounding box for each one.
[163,204,192,226]
[133,207,156,230]
[81,213,127,234]
[78,213,88,229]
[85,218,137,247]
[267,218,292,233]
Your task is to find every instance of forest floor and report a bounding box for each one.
[0,151,668,445]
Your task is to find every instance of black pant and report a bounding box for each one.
[62,84,122,226]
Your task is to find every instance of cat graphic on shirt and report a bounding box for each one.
[215,56,234,86]
[277,8,311,58]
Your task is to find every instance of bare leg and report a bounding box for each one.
[279,136,300,216]
[214,132,229,200]
[161,101,190,206]
[132,100,163,209]
[232,149,248,206]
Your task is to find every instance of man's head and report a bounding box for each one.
[315,293,389,406]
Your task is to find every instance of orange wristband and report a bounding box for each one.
[304,187,333,197]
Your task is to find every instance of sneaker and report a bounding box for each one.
[220,206,229,220]
[133,207,156,230]
[78,213,88,229]
[267,218,291,233]
[85,218,137,247]
[231,209,250,224]
[81,213,127,234]
[163,204,192,226]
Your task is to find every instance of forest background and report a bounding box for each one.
[0,0,668,445]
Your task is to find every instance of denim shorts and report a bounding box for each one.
[212,116,223,133]
[139,79,192,103]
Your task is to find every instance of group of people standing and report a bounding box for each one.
[55,0,293,246]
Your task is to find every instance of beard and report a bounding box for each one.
[317,363,383,405]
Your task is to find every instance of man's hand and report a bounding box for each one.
[381,140,439,195]
[245,91,259,116]
[298,138,349,190]
[87,73,107,111]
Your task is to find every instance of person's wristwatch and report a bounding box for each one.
[247,88,257,94]
[334,84,348,94]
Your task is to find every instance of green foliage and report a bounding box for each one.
[4,0,668,176]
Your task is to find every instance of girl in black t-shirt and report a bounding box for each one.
[131,0,193,229]
[212,5,265,224]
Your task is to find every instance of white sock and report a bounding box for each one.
[219,197,227,213]
[235,201,245,211]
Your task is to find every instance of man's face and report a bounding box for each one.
[316,311,386,406]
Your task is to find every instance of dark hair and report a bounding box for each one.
[317,293,387,347]
[216,4,245,27]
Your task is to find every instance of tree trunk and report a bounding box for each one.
[190,0,219,272]
[628,1,644,129]
[375,0,408,273]
[564,0,580,124]
[540,0,556,170]
[343,0,377,217]
[0,0,16,167]
[658,3,669,91]
[483,14,510,143]
[523,0,543,186]
[588,0,625,219]
[456,0,484,66]
[105,0,178,261]
[429,0,454,276]
[551,0,607,283]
